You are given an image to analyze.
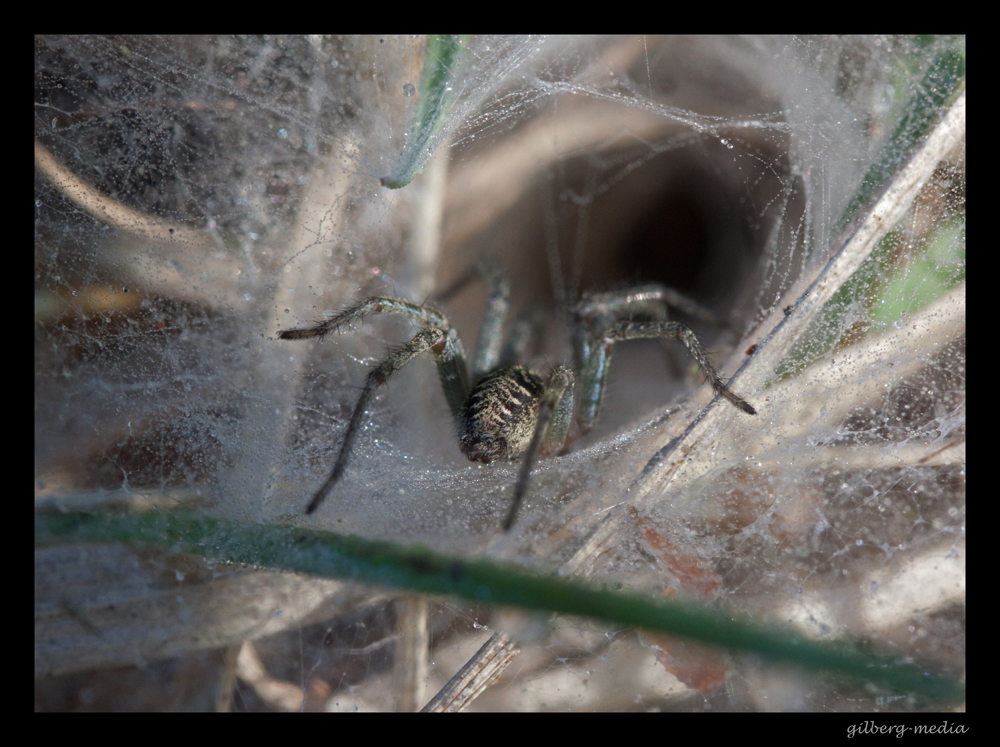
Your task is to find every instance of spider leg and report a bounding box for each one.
[279,297,470,420]
[498,308,546,369]
[578,320,755,431]
[504,365,575,531]
[575,283,737,334]
[470,263,510,381]
[278,297,450,341]
[304,326,451,514]
[434,259,510,381]
[572,284,739,376]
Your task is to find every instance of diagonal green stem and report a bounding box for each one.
[836,40,965,234]
[36,508,964,703]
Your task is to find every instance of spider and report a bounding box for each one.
[279,263,756,531]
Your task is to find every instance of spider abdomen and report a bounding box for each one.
[459,365,545,463]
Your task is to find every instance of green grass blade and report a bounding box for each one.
[36,508,964,703]
[381,35,470,189]
[836,39,965,233]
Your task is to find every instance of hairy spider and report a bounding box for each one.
[279,263,755,530]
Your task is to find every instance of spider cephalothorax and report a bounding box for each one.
[279,263,754,530]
